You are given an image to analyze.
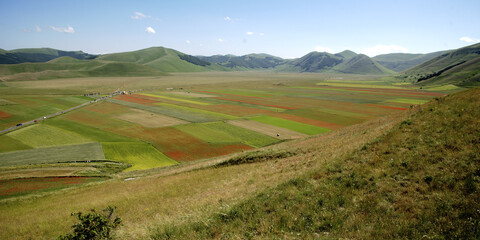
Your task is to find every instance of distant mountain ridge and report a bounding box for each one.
[373,51,448,72]
[1,43,478,81]
[0,48,97,64]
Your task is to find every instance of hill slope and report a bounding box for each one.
[0,58,165,81]
[98,47,225,72]
[281,52,344,72]
[197,53,287,69]
[0,48,97,64]
[404,43,480,86]
[331,54,395,75]
[152,87,480,239]
[373,51,447,72]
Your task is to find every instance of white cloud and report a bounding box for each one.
[246,31,254,35]
[360,44,409,57]
[145,26,156,34]
[217,38,224,42]
[35,25,42,32]
[314,46,333,53]
[186,40,191,44]
[259,32,265,36]
[132,12,149,20]
[224,16,231,21]
[460,36,480,43]
[49,25,75,34]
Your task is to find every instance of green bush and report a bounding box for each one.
[57,206,121,240]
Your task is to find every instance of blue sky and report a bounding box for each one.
[1,0,479,58]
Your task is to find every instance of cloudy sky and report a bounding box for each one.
[1,0,479,58]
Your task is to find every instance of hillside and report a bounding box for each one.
[373,51,447,72]
[331,54,395,75]
[0,58,165,81]
[415,55,480,87]
[281,52,344,72]
[0,48,97,64]
[151,87,480,239]
[335,50,357,58]
[405,42,480,79]
[197,53,287,69]
[98,47,225,72]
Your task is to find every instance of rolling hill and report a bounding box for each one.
[0,48,97,64]
[2,44,478,79]
[373,51,447,72]
[280,52,344,72]
[97,47,225,72]
[197,53,287,69]
[404,42,480,86]
[0,57,165,81]
[275,51,393,75]
[331,54,395,75]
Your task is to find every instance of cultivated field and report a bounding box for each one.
[0,72,446,201]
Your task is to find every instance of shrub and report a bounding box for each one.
[57,206,121,240]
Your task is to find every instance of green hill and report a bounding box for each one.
[197,53,287,69]
[279,52,344,72]
[0,59,165,81]
[98,47,225,72]
[373,51,447,72]
[404,43,480,86]
[151,86,480,239]
[0,48,97,64]
[335,50,357,58]
[331,54,395,75]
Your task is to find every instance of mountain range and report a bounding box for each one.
[1,43,479,86]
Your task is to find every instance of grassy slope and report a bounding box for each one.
[0,48,96,64]
[152,87,480,239]
[0,59,165,81]
[417,56,480,87]
[331,54,395,75]
[405,42,480,76]
[373,51,447,72]
[98,47,225,72]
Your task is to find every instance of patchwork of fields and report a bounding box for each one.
[0,74,446,198]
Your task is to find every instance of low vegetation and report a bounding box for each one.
[57,206,121,240]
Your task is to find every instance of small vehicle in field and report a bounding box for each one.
[16,123,22,126]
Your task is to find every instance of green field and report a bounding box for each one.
[0,95,91,128]
[102,142,178,171]
[251,115,331,135]
[175,121,280,148]
[7,124,93,148]
[0,135,32,153]
[45,118,134,142]
[0,142,105,167]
